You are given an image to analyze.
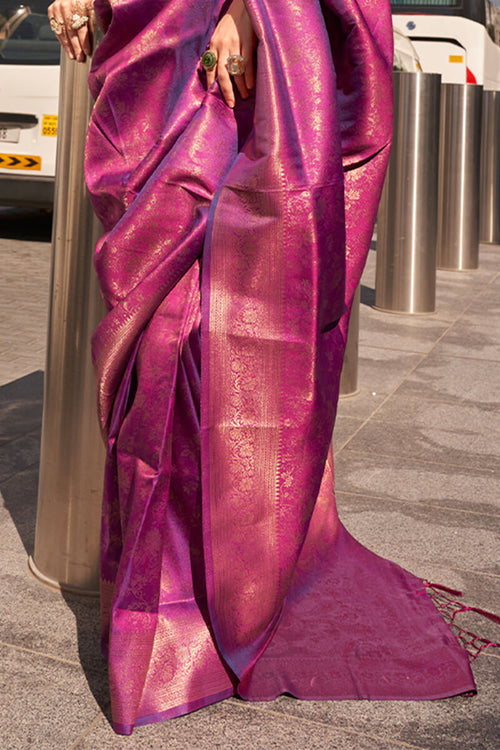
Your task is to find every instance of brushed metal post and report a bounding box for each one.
[339,284,360,398]
[437,84,483,270]
[375,72,441,314]
[479,90,500,245]
[28,53,105,595]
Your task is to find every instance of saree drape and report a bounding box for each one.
[85,0,476,735]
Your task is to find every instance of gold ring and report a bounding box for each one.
[70,12,89,30]
[201,50,217,72]
[49,17,64,35]
[226,54,245,76]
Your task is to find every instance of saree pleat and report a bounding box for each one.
[102,267,235,734]
[85,0,476,734]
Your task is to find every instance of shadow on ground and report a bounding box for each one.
[0,371,112,727]
[360,284,375,307]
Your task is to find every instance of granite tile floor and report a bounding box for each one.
[0,210,499,749]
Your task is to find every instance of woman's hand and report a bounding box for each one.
[47,0,94,62]
[206,0,257,108]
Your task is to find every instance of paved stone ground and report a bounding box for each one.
[1,207,499,749]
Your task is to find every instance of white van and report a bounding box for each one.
[0,2,60,207]
[393,27,423,72]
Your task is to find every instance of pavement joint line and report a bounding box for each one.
[385,352,500,364]
[0,639,84,668]
[341,264,500,458]
[337,449,499,475]
[0,460,42,485]
[361,390,500,408]
[338,447,499,474]
[388,557,500,581]
[226,698,427,750]
[358,344,440,355]
[337,489,500,519]
[68,711,108,750]
[336,348,438,455]
[482,651,500,660]
[350,253,500,482]
[0,428,42,449]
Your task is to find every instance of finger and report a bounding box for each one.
[205,50,218,89]
[66,28,86,61]
[242,48,255,91]
[85,11,96,55]
[76,23,91,57]
[49,2,80,60]
[216,55,235,108]
[47,0,59,19]
[48,2,72,57]
[67,8,90,61]
[74,4,94,57]
[232,70,249,101]
[53,0,92,61]
[58,26,78,60]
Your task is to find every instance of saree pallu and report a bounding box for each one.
[85,0,476,735]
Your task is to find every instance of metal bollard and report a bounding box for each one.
[437,84,483,270]
[340,285,360,398]
[375,72,441,314]
[28,53,105,595]
[480,90,500,245]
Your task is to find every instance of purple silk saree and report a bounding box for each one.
[85,0,476,735]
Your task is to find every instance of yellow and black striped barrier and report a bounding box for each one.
[0,153,41,170]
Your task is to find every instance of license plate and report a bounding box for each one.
[0,127,21,143]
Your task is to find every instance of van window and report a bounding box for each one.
[0,2,60,64]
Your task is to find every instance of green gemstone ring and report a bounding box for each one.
[201,50,217,72]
